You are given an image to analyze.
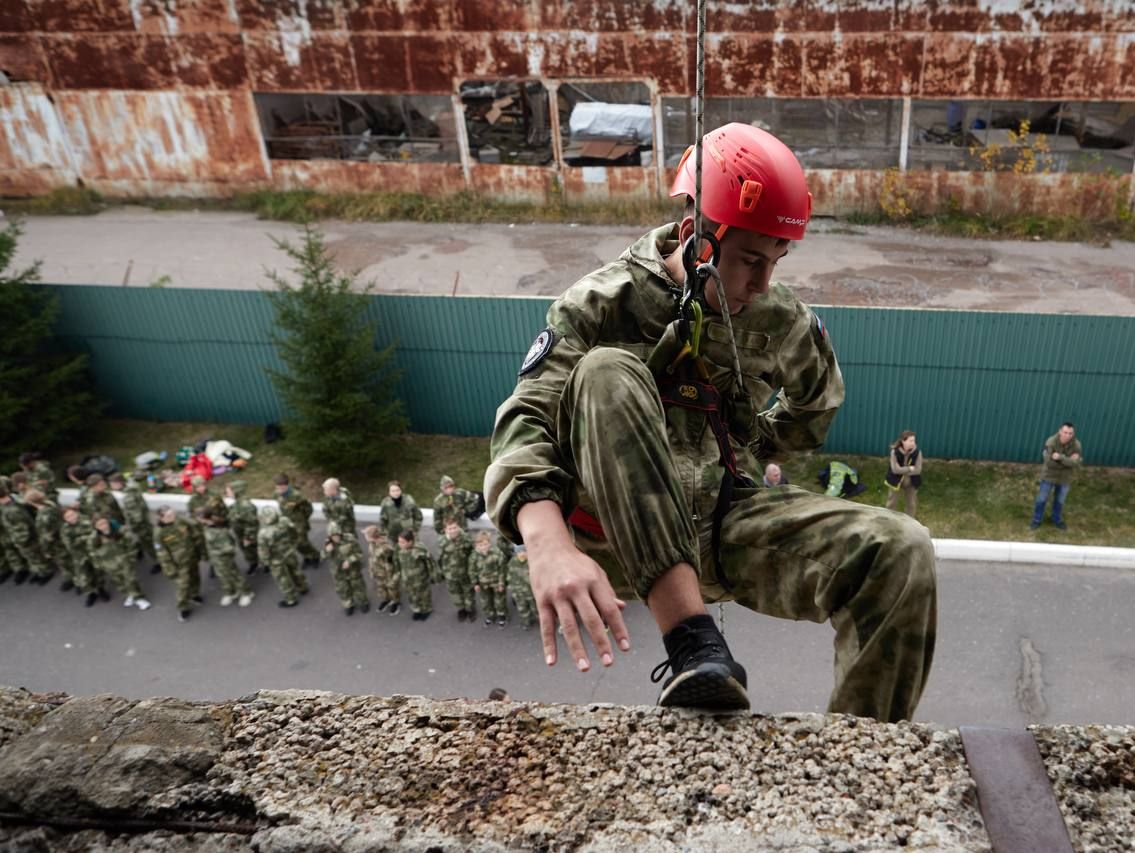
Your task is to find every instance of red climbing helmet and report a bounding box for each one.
[669,123,813,241]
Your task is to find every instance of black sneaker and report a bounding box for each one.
[360,602,370,614]
[345,606,355,616]
[376,600,390,613]
[1054,521,1067,530]
[60,579,74,592]
[456,608,467,621]
[13,571,28,585]
[497,617,507,628]
[0,572,10,585]
[278,599,298,608]
[178,609,191,622]
[418,611,430,622]
[84,592,98,607]
[388,602,400,616]
[98,587,111,601]
[150,564,163,575]
[651,614,750,712]
[1029,520,1041,530]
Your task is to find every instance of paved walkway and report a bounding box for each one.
[12,208,1135,314]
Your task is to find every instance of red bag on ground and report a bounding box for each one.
[180,453,214,492]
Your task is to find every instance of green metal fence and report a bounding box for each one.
[48,285,1135,467]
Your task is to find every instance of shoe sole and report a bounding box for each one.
[658,667,750,712]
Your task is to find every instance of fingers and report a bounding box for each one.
[538,601,558,666]
[554,598,591,672]
[600,596,632,655]
[574,596,614,667]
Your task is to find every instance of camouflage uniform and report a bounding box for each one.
[485,224,937,722]
[228,481,260,569]
[87,527,143,599]
[60,514,99,594]
[80,488,125,527]
[277,487,320,562]
[33,500,69,578]
[438,529,475,615]
[203,521,251,601]
[30,461,58,501]
[324,524,369,612]
[186,487,214,564]
[155,517,201,611]
[471,547,508,622]
[379,494,423,541]
[507,554,538,627]
[432,477,477,532]
[323,488,356,532]
[366,534,399,605]
[121,479,157,563]
[258,507,309,605]
[0,498,50,580]
[396,544,436,616]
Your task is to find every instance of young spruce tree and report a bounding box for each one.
[265,226,406,472]
[0,221,101,461]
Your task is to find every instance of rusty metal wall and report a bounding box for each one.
[2,1,1133,204]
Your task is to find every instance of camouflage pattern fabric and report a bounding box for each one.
[396,544,435,615]
[31,461,58,501]
[155,517,201,610]
[325,533,369,610]
[378,495,423,540]
[33,501,69,576]
[258,514,308,605]
[367,537,399,604]
[438,530,475,613]
[60,516,98,593]
[1,500,49,578]
[80,490,125,526]
[228,481,260,567]
[470,548,508,621]
[484,224,936,722]
[277,489,320,561]
[323,489,357,532]
[87,528,142,599]
[121,481,157,560]
[204,523,250,600]
[432,487,477,532]
[507,556,537,626]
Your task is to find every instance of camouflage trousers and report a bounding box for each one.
[480,586,507,621]
[268,556,308,605]
[209,551,251,599]
[0,545,16,579]
[332,563,369,610]
[188,523,207,565]
[171,563,201,611]
[238,537,258,568]
[72,559,102,595]
[443,566,476,613]
[133,523,158,562]
[10,538,50,578]
[509,580,537,626]
[295,526,321,562]
[369,561,400,604]
[404,575,432,615]
[563,348,937,723]
[99,560,143,599]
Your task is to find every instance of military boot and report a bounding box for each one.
[651,614,750,711]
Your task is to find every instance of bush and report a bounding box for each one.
[264,225,407,472]
[0,221,102,462]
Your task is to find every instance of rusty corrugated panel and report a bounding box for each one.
[469,164,552,202]
[561,166,659,203]
[272,161,466,195]
[0,35,49,82]
[34,0,133,32]
[44,34,178,90]
[132,0,241,35]
[244,31,357,91]
[0,83,77,195]
[53,90,267,193]
[170,33,247,88]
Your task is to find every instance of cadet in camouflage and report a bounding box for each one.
[186,476,215,567]
[432,475,478,533]
[111,473,159,569]
[438,518,476,621]
[379,481,423,541]
[485,125,936,722]
[395,529,436,621]
[25,490,70,589]
[470,531,508,628]
[322,478,357,531]
[154,506,202,619]
[80,475,126,527]
[258,504,309,607]
[274,473,320,566]
[60,505,103,604]
[87,516,149,609]
[202,508,253,608]
[0,483,50,583]
[324,521,370,615]
[507,544,538,628]
[364,525,400,615]
[225,481,261,573]
[20,453,58,502]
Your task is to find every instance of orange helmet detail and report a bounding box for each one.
[670,123,812,241]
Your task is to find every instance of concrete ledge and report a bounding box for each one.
[0,686,1131,852]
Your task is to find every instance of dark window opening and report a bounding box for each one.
[459,80,553,166]
[558,80,653,167]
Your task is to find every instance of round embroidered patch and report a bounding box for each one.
[519,328,555,376]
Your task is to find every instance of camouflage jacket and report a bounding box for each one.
[395,543,435,587]
[507,557,533,594]
[34,501,63,551]
[60,517,93,564]
[86,528,139,572]
[470,549,507,589]
[379,495,422,539]
[277,490,313,532]
[485,224,844,542]
[30,461,58,500]
[367,538,396,577]
[438,530,473,576]
[258,518,298,566]
[326,534,364,572]
[432,488,477,532]
[81,490,125,526]
[0,500,36,546]
[188,492,227,524]
[228,482,259,546]
[121,483,151,528]
[323,490,356,531]
[155,518,196,572]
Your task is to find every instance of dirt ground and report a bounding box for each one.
[13,208,1135,314]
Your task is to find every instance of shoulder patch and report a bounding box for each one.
[519,328,556,376]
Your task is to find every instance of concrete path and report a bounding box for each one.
[13,208,1135,314]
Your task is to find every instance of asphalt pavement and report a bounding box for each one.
[2,519,1132,728]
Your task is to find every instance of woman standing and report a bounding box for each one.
[885,430,922,517]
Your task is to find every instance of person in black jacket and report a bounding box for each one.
[885,431,922,518]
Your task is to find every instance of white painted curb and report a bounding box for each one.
[58,490,1135,568]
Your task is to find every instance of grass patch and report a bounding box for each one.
[46,419,1135,548]
[845,208,1135,245]
[2,187,107,216]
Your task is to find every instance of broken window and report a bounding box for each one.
[254,93,459,163]
[662,97,902,169]
[558,81,653,167]
[459,80,553,166]
[909,100,1135,173]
